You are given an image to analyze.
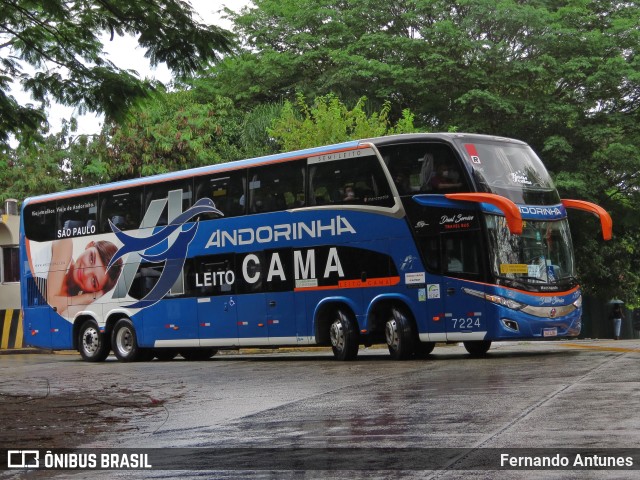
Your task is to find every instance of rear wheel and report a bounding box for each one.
[180,348,218,361]
[111,318,151,362]
[463,340,492,357]
[329,309,359,361]
[385,307,416,360]
[78,320,110,362]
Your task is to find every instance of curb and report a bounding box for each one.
[0,347,46,355]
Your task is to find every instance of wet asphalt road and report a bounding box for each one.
[2,340,639,479]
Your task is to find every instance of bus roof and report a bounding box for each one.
[22,133,528,205]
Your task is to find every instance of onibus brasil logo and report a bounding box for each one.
[108,196,222,309]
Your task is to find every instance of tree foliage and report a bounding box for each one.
[104,90,245,179]
[0,119,107,202]
[0,0,234,147]
[269,93,419,151]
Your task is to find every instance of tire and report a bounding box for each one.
[111,318,150,362]
[463,340,492,357]
[154,349,178,361]
[180,348,218,361]
[415,341,436,358]
[385,307,417,360]
[329,309,359,361]
[78,320,110,362]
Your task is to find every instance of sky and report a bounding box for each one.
[18,0,251,138]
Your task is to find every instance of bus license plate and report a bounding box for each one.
[543,328,558,337]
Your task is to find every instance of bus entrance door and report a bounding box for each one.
[441,231,487,342]
[444,277,487,342]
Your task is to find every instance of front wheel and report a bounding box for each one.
[329,309,359,361]
[111,318,151,362]
[78,320,110,362]
[463,340,492,357]
[385,308,416,360]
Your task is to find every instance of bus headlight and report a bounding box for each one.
[462,288,524,311]
[485,294,525,311]
[573,295,583,309]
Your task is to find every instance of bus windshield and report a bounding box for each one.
[484,215,576,290]
[459,140,561,205]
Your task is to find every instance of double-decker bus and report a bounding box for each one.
[20,133,612,362]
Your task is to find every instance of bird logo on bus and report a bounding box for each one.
[108,198,223,309]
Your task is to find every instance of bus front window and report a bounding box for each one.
[458,140,561,205]
[485,215,577,291]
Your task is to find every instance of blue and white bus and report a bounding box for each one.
[20,133,612,361]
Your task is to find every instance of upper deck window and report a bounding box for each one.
[99,188,143,233]
[144,179,193,226]
[308,149,394,207]
[195,171,246,218]
[248,160,305,214]
[380,143,469,195]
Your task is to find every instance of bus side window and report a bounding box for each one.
[381,143,470,195]
[128,263,162,300]
[248,160,305,214]
[195,171,246,219]
[442,233,482,279]
[99,188,143,233]
[56,196,98,237]
[144,179,193,226]
[420,236,441,273]
[184,255,235,297]
[23,201,58,242]
[308,154,393,207]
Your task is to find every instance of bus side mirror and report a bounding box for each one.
[445,193,523,235]
[561,199,613,241]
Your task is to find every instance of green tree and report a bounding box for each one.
[104,90,245,179]
[269,93,418,151]
[0,119,105,202]
[0,0,233,148]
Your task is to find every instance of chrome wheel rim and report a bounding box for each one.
[385,319,399,350]
[82,327,100,356]
[115,327,133,356]
[330,321,344,351]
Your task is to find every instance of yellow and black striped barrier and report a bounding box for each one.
[0,309,24,350]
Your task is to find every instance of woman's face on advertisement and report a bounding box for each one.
[72,246,108,293]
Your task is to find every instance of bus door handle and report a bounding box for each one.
[268,300,276,307]
[447,288,456,296]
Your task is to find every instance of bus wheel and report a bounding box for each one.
[463,340,492,357]
[329,309,359,361]
[154,349,178,361]
[415,341,436,358]
[112,319,149,362]
[78,320,110,362]
[385,308,416,360]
